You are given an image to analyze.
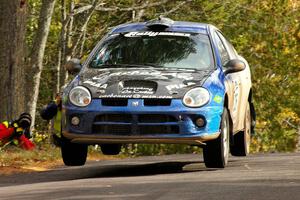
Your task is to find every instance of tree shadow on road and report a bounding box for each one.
[0,158,218,187]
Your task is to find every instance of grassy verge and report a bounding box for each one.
[0,143,203,175]
[0,144,60,175]
[0,144,120,175]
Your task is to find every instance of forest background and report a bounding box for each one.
[0,0,299,156]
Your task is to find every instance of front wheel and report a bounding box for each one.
[61,137,88,166]
[203,108,230,168]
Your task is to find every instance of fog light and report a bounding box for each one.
[71,116,80,126]
[195,117,205,127]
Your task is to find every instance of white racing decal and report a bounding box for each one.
[97,90,106,94]
[99,94,172,99]
[166,82,196,91]
[83,80,107,89]
[92,71,194,81]
[124,31,191,37]
[233,80,239,113]
[121,87,154,95]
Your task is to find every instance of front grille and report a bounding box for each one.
[92,114,179,135]
[138,114,177,123]
[101,98,171,106]
[94,114,132,123]
[102,99,128,106]
[139,125,179,134]
[93,124,131,135]
[144,99,171,106]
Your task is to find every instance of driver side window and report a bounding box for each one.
[214,31,230,67]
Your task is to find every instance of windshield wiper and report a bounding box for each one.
[141,63,164,68]
[93,63,139,68]
[93,63,164,68]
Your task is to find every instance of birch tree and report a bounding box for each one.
[28,0,56,128]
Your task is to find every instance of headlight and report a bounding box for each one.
[69,86,91,107]
[183,87,210,107]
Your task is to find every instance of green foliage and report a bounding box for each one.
[26,0,299,154]
[224,0,300,152]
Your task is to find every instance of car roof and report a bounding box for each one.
[109,20,214,35]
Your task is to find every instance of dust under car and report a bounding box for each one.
[61,18,255,168]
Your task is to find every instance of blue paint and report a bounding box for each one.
[63,99,223,138]
[62,20,230,142]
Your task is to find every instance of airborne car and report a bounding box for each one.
[61,18,255,168]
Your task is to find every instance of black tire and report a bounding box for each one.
[203,108,230,168]
[230,102,251,156]
[100,144,122,155]
[61,137,88,166]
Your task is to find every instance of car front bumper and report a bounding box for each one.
[63,131,220,145]
[61,99,223,145]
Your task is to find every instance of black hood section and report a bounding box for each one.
[80,68,212,99]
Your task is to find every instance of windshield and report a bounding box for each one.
[89,32,214,70]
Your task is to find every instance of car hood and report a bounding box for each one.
[79,68,212,99]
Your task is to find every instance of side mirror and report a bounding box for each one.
[65,58,82,75]
[224,59,246,75]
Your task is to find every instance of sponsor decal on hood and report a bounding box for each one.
[80,68,212,99]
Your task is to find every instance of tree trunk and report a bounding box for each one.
[28,0,56,129]
[0,0,27,121]
[56,0,67,94]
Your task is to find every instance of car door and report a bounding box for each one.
[213,30,244,133]
[218,32,252,133]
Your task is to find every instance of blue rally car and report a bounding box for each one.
[61,17,255,168]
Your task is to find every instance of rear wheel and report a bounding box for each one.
[230,102,251,156]
[203,108,230,168]
[100,144,122,155]
[61,137,88,166]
